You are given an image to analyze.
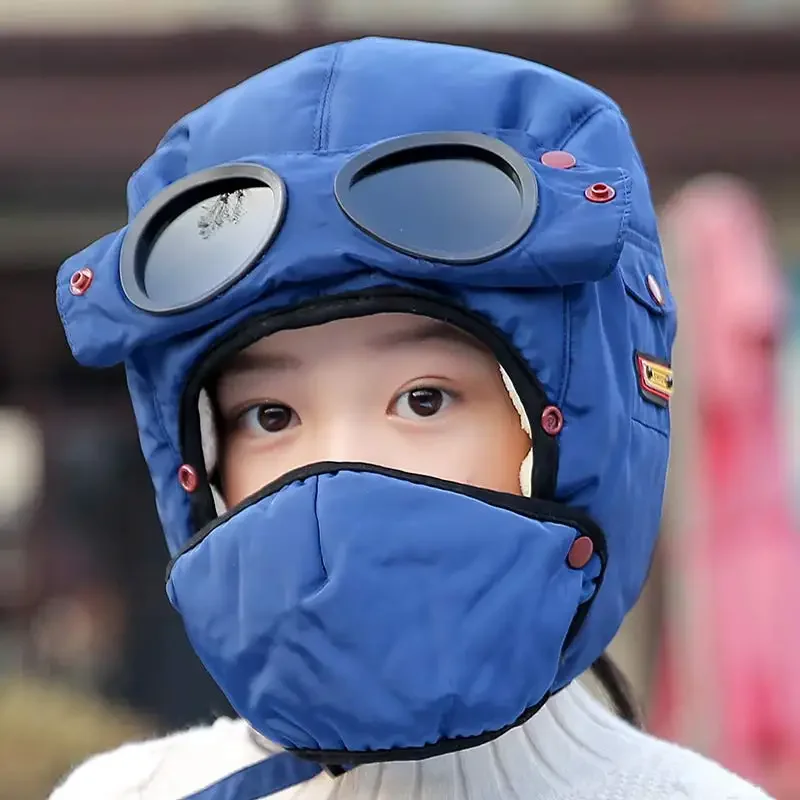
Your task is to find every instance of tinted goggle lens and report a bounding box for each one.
[335,132,537,264]
[120,164,286,314]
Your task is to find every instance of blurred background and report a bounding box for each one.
[1,1,800,798]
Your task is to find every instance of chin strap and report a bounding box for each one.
[180,752,332,800]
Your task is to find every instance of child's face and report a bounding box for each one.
[215,313,530,506]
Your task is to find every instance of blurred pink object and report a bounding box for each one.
[650,175,800,795]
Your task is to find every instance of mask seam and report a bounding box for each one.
[313,475,330,583]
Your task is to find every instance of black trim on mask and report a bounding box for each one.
[294,691,553,766]
[165,460,607,767]
[168,460,607,577]
[178,289,560,532]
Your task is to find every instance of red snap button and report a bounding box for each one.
[568,537,594,569]
[69,267,94,296]
[541,150,577,169]
[647,274,664,306]
[584,183,616,203]
[178,464,199,493]
[541,405,564,436]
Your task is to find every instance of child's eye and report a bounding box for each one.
[392,388,455,420]
[238,403,298,434]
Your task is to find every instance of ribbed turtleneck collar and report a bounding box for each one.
[247,682,642,800]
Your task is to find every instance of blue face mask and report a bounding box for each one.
[168,465,603,762]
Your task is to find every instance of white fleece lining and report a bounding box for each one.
[197,366,533,517]
[499,367,533,498]
[198,388,227,515]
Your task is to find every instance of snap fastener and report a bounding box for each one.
[541,405,564,436]
[69,267,94,296]
[646,274,664,306]
[540,150,577,169]
[178,464,199,493]
[568,536,594,569]
[584,183,616,203]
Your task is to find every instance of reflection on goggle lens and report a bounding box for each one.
[196,189,250,239]
[120,163,287,315]
[141,185,277,311]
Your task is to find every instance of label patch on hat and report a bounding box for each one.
[635,352,673,408]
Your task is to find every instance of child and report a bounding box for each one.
[50,37,771,800]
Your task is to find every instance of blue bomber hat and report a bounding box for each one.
[56,36,675,799]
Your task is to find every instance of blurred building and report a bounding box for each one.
[1,0,799,741]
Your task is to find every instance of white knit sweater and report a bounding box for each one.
[49,682,771,800]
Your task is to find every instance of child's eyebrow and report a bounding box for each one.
[218,350,302,378]
[218,319,487,382]
[368,320,488,355]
